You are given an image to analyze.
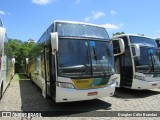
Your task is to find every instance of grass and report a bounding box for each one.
[18,73,28,80]
[13,73,28,81]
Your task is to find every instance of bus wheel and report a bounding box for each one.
[46,93,51,99]
[0,82,3,100]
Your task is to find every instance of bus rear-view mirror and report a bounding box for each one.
[131,44,140,57]
[51,32,58,52]
[26,58,29,64]
[12,58,15,64]
[111,38,125,56]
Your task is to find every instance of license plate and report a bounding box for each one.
[87,92,98,96]
[152,83,157,86]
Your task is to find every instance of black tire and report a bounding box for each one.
[29,73,34,84]
[46,92,51,99]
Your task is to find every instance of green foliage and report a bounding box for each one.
[112,32,125,36]
[8,39,35,73]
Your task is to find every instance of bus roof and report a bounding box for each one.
[112,34,153,39]
[35,20,109,44]
[54,20,106,28]
[113,34,157,47]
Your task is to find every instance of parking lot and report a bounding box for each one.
[0,74,160,120]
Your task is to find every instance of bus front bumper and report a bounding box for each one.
[132,79,160,90]
[55,83,116,103]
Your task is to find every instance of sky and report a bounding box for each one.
[0,0,160,42]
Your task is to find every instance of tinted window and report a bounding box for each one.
[56,22,109,40]
[4,35,13,59]
[130,36,157,47]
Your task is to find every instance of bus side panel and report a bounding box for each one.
[1,54,11,96]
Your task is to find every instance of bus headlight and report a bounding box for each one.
[108,77,117,85]
[56,82,75,89]
[134,75,145,80]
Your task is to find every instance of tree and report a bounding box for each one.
[112,32,125,36]
[8,39,35,73]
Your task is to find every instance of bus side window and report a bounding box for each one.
[41,50,44,78]
[0,52,2,70]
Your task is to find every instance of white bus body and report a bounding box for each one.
[0,19,15,100]
[113,34,160,89]
[26,20,124,102]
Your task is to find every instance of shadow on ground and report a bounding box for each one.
[113,87,160,99]
[18,74,112,116]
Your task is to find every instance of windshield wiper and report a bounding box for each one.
[147,50,155,74]
[92,46,108,77]
[78,48,92,78]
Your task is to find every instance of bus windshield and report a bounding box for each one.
[56,22,109,39]
[130,36,160,74]
[134,47,160,73]
[58,39,114,78]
